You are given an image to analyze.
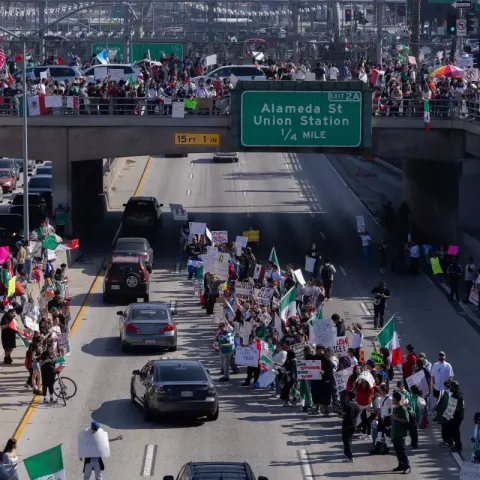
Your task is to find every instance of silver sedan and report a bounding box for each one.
[119,302,177,352]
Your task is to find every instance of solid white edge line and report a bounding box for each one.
[320,232,326,240]
[297,449,314,480]
[142,444,155,477]
[339,265,347,276]
[451,451,463,468]
[360,302,372,316]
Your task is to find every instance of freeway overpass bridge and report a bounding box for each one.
[1,81,479,246]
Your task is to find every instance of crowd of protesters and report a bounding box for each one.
[182,220,480,473]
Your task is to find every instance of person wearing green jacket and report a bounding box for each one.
[391,391,411,473]
[216,323,234,382]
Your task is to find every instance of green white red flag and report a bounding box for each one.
[376,315,402,366]
[424,100,430,132]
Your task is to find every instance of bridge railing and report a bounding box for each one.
[0,96,478,122]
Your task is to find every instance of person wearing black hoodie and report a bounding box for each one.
[447,381,465,452]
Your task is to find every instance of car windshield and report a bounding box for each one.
[125,201,155,213]
[29,177,52,188]
[0,161,14,169]
[36,168,51,175]
[0,171,11,178]
[131,309,169,320]
[155,364,207,382]
[116,240,145,251]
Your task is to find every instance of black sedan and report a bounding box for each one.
[131,359,219,422]
[163,462,268,480]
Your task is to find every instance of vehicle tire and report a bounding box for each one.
[207,407,219,421]
[103,293,109,304]
[125,273,140,289]
[144,396,152,422]
[147,266,152,273]
[167,345,177,352]
[130,385,136,404]
[143,294,150,303]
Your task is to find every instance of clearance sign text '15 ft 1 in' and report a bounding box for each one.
[240,91,362,147]
[175,133,221,146]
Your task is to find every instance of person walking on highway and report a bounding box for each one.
[371,281,390,329]
[391,391,411,473]
[81,421,122,480]
[319,258,336,300]
[464,257,476,302]
[360,231,371,265]
[447,257,463,302]
[305,243,321,280]
[339,390,361,462]
[430,351,454,400]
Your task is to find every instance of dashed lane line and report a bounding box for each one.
[339,265,347,277]
[297,449,314,480]
[360,302,372,316]
[141,444,157,477]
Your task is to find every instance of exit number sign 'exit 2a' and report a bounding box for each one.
[240,91,362,147]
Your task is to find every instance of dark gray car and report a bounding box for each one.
[131,359,219,422]
[163,462,268,480]
[114,237,154,272]
[119,302,177,352]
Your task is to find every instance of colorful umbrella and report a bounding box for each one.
[429,65,464,78]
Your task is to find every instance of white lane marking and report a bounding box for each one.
[339,265,347,276]
[186,189,191,196]
[320,232,326,240]
[142,444,156,477]
[297,449,314,480]
[242,191,247,196]
[175,263,180,274]
[299,192,304,197]
[189,173,193,179]
[451,451,463,468]
[422,272,435,286]
[360,302,372,316]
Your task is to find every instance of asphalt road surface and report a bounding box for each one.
[15,153,476,479]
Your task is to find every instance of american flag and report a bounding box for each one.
[0,46,5,71]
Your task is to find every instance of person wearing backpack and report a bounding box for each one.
[319,258,336,300]
[391,391,411,473]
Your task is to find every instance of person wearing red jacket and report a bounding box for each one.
[402,344,417,392]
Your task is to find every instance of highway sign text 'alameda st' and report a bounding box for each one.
[240,91,362,147]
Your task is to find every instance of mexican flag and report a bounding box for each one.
[195,265,205,279]
[8,319,31,347]
[56,239,80,251]
[424,100,430,132]
[42,233,62,250]
[280,287,296,321]
[269,247,280,270]
[128,74,135,86]
[24,444,65,480]
[376,315,402,366]
[18,95,48,116]
[14,51,33,62]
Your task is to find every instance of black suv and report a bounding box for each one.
[10,193,48,218]
[103,255,150,303]
[163,462,268,480]
[122,196,163,229]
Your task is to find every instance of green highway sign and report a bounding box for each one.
[131,43,184,62]
[240,91,362,147]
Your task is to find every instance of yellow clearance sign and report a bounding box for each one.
[174,133,220,146]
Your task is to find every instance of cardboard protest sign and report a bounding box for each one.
[305,257,316,273]
[236,236,248,248]
[255,287,274,306]
[442,396,457,421]
[293,269,306,286]
[169,203,188,221]
[261,312,272,326]
[309,320,336,347]
[469,285,479,307]
[236,282,253,299]
[292,342,307,361]
[297,360,322,380]
[331,336,349,355]
[213,303,224,323]
[460,461,480,480]
[190,222,206,236]
[447,245,459,256]
[24,316,39,332]
[211,231,228,244]
[356,215,365,233]
[406,370,429,397]
[78,429,110,458]
[235,347,259,367]
[334,368,353,392]
[213,253,229,279]
[192,279,204,296]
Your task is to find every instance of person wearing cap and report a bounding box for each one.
[15,241,26,275]
[81,421,122,479]
[430,351,454,399]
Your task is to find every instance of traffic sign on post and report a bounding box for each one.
[457,19,467,36]
[240,91,362,147]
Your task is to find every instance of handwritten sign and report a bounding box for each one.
[24,316,39,332]
[236,282,253,299]
[332,336,349,355]
[293,269,306,286]
[443,395,458,421]
[213,253,230,279]
[292,342,307,361]
[305,257,316,273]
[235,347,259,367]
[406,370,429,398]
[447,245,459,256]
[356,215,365,233]
[255,287,274,306]
[297,360,322,380]
[78,428,111,458]
[190,222,206,236]
[334,368,353,392]
[192,279,204,296]
[309,320,336,347]
[261,312,272,326]
[460,462,480,480]
[235,236,248,248]
[211,231,228,244]
[58,333,68,351]
[213,303,224,323]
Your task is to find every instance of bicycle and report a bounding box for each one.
[53,365,77,406]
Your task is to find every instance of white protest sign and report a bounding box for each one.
[356,216,365,233]
[24,316,39,332]
[94,67,108,81]
[464,68,480,83]
[236,282,253,299]
[274,313,284,340]
[443,395,458,421]
[192,279,204,296]
[255,287,275,306]
[205,227,213,242]
[460,462,480,480]
[309,320,336,347]
[235,236,248,248]
[357,370,375,387]
[163,97,173,105]
[239,323,252,344]
[213,303,225,323]
[235,241,243,257]
[297,360,322,380]
[45,96,62,108]
[214,253,230,279]
[332,336,349,355]
[292,342,306,361]
[253,264,262,280]
[406,370,429,398]
[261,312,272,326]
[190,222,206,236]
[200,254,214,273]
[58,332,68,351]
[47,249,56,261]
[334,368,353,392]
[172,102,185,118]
[78,429,111,458]
[469,285,479,307]
[206,245,218,257]
[293,269,306,286]
[305,257,316,273]
[169,203,188,221]
[235,346,259,367]
[211,231,228,244]
[257,369,276,388]
[107,68,124,81]
[27,241,42,257]
[205,54,217,67]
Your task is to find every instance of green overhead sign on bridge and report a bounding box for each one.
[240,91,363,148]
